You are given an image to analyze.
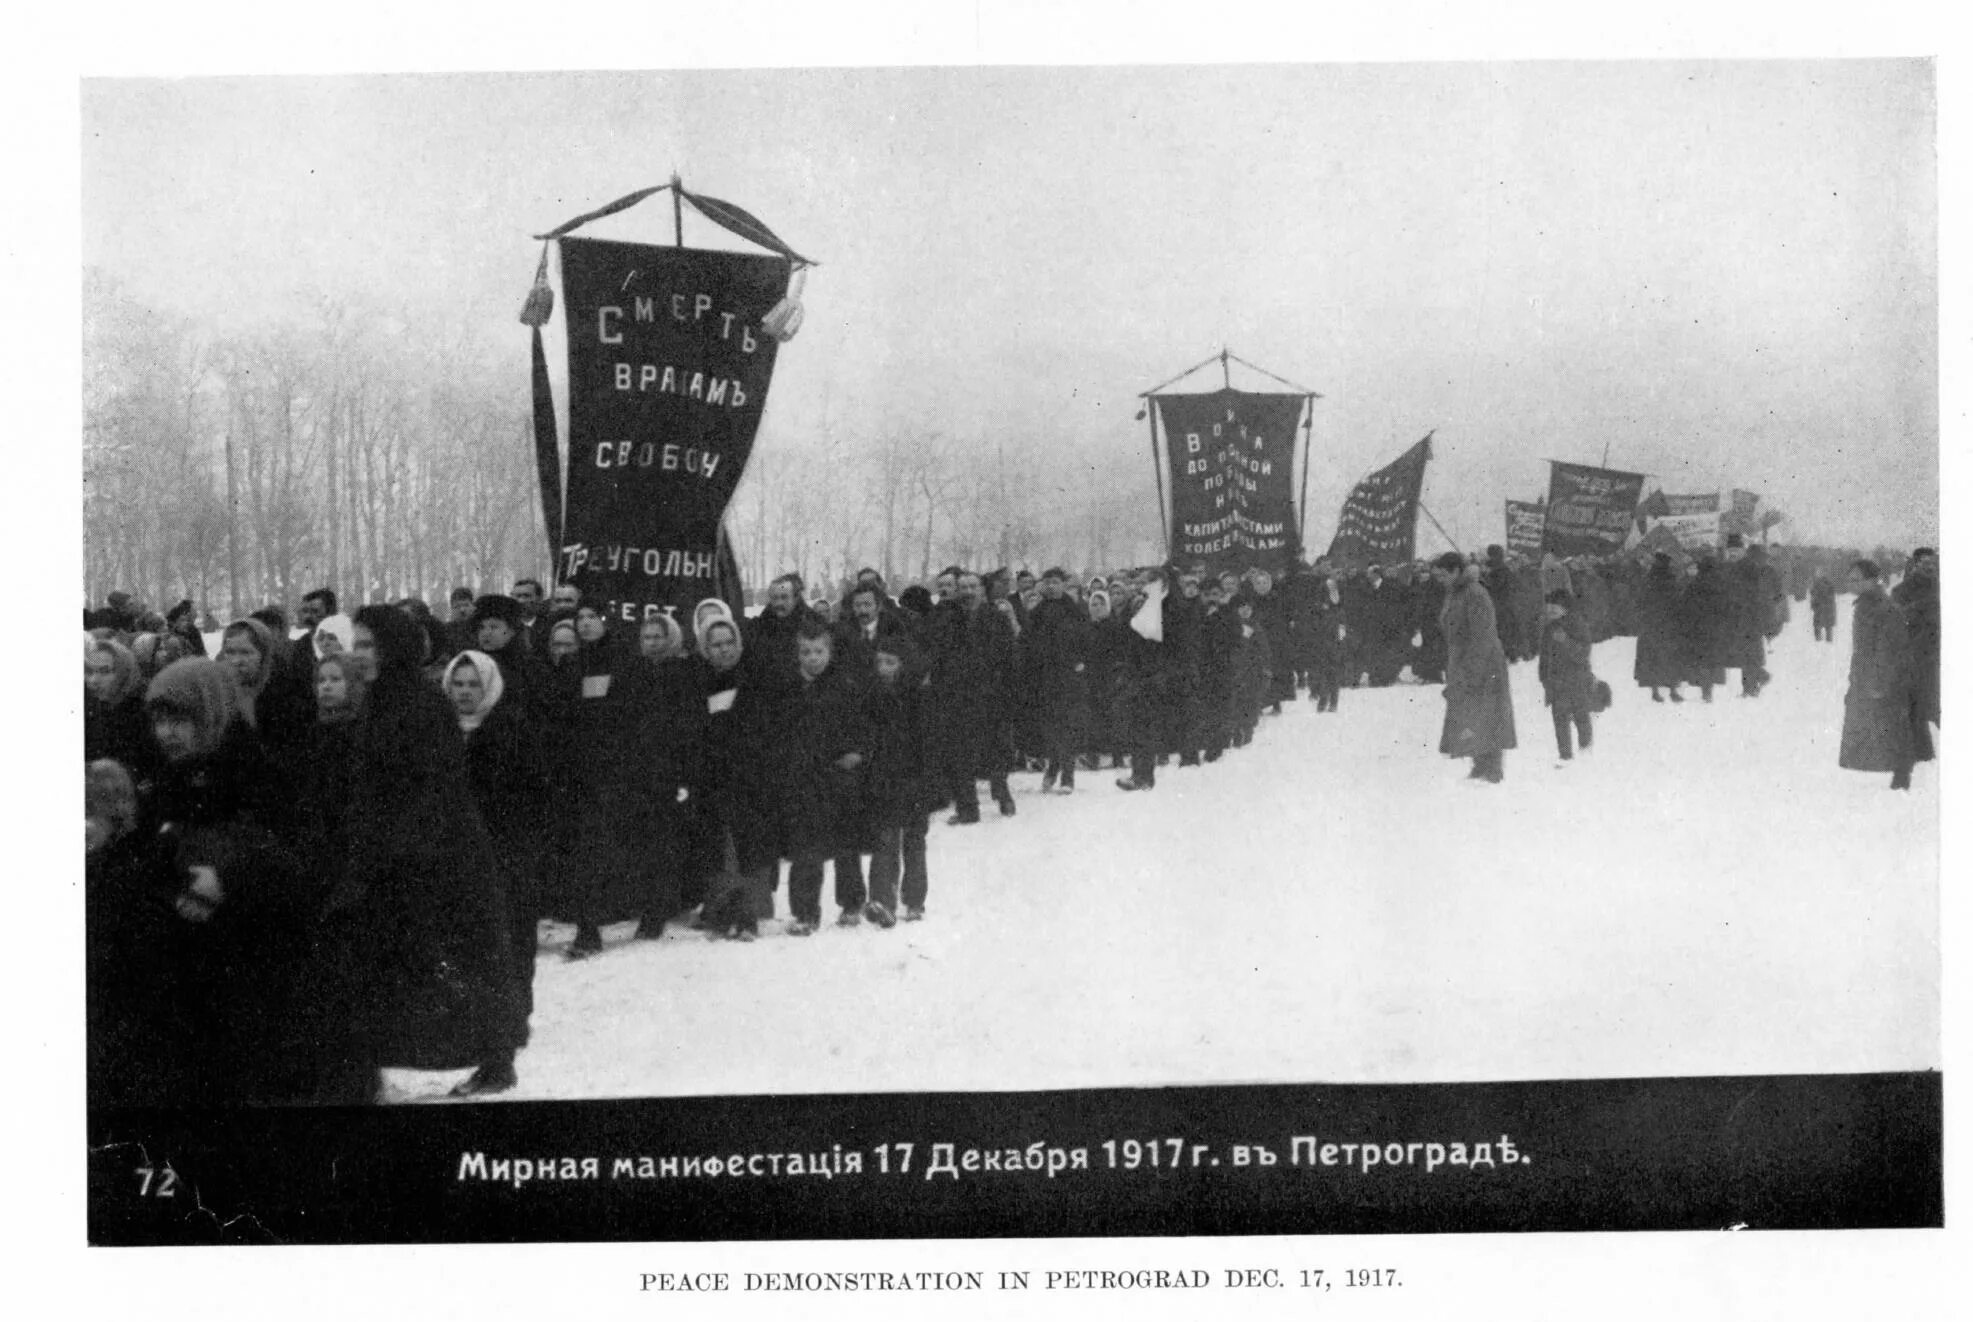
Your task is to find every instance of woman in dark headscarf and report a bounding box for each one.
[104,659,310,1105]
[551,606,637,958]
[218,617,314,757]
[688,617,782,939]
[315,606,520,1102]
[292,653,368,864]
[85,636,160,780]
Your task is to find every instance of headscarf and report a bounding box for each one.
[131,632,168,675]
[144,657,243,762]
[85,758,140,846]
[640,614,685,660]
[693,602,741,657]
[313,652,369,726]
[313,613,355,659]
[84,637,143,707]
[698,617,744,671]
[221,618,277,698]
[443,649,505,734]
[352,603,427,692]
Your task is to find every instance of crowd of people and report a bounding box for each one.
[82,536,1939,1108]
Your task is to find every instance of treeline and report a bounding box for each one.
[82,270,1165,617]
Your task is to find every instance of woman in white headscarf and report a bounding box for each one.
[311,612,356,661]
[442,650,554,1096]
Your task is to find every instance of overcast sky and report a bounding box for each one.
[81,59,1936,551]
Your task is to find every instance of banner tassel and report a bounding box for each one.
[518,244,555,326]
[760,263,807,342]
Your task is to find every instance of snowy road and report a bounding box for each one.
[384,622,1938,1102]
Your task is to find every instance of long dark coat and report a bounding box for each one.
[1538,611,1595,714]
[1810,577,1839,631]
[1892,574,1939,725]
[326,610,518,1075]
[1632,565,1687,688]
[1839,591,1924,773]
[1677,565,1732,680]
[1081,613,1128,753]
[1113,607,1176,757]
[95,722,311,1107]
[770,663,872,859]
[687,657,783,878]
[1230,622,1274,727]
[1411,576,1448,682]
[1247,588,1295,703]
[927,600,1017,780]
[1438,576,1517,757]
[1163,590,1208,752]
[862,666,942,827]
[459,697,556,906]
[1721,558,1770,670]
[1304,577,1349,678]
[1281,570,1323,673]
[1022,596,1091,746]
[1192,605,1240,749]
[1512,563,1545,663]
[1482,560,1524,662]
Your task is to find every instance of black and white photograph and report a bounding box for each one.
[28,1,1964,1314]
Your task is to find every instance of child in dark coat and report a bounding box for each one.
[1537,590,1596,763]
[861,635,941,925]
[776,624,873,935]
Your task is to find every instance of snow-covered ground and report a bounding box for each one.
[384,620,1939,1102]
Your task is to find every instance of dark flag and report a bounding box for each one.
[554,237,794,627]
[1541,461,1647,557]
[1154,389,1307,571]
[1326,435,1433,567]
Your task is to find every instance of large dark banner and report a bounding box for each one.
[1154,389,1306,571]
[558,237,792,625]
[1326,435,1433,567]
[1541,461,1646,557]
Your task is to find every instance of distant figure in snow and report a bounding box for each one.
[1839,560,1929,791]
[1809,571,1839,643]
[1433,551,1515,784]
[1538,589,1595,765]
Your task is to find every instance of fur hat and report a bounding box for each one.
[473,593,525,628]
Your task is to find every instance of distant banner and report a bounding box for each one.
[1505,500,1546,556]
[1325,435,1434,567]
[1722,487,1762,537]
[558,238,792,625]
[1665,492,1720,516]
[1155,389,1307,570]
[1648,506,1722,551]
[1542,461,1647,557]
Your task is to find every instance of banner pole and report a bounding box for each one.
[1148,400,1170,558]
[1138,350,1226,398]
[1417,501,1460,555]
[1221,347,1230,389]
[1297,396,1313,556]
[671,172,684,246]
